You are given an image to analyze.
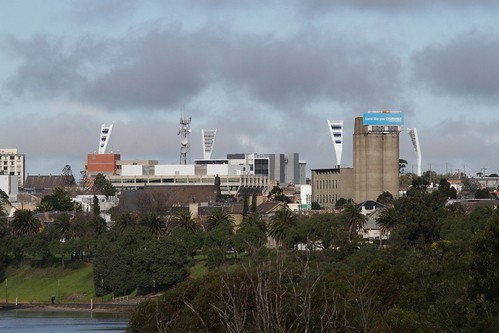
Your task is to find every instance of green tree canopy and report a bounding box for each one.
[39,187,77,212]
[92,173,116,197]
[342,202,367,242]
[268,208,297,246]
[11,209,41,237]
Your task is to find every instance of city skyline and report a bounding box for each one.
[1,1,499,177]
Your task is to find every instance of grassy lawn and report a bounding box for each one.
[3,263,100,304]
[189,260,208,278]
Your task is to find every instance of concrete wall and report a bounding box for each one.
[121,165,144,177]
[155,164,195,176]
[0,175,18,200]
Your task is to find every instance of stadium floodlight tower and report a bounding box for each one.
[202,129,217,160]
[98,124,113,154]
[408,128,422,176]
[327,120,344,167]
[178,115,192,164]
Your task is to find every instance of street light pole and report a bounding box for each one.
[4,279,7,303]
[101,278,104,303]
[57,279,60,304]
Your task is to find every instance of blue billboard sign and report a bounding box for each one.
[363,113,404,126]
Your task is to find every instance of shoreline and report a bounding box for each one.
[1,302,135,314]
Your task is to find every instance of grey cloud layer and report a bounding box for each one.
[412,33,499,103]
[3,27,403,113]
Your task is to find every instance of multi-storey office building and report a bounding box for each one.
[227,152,304,185]
[0,149,25,188]
[311,167,353,209]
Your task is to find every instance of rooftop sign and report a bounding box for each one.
[363,111,404,126]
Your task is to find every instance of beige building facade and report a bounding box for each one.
[311,167,353,209]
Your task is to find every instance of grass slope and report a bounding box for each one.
[3,258,212,304]
[4,264,96,303]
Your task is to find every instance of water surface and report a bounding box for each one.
[0,310,128,332]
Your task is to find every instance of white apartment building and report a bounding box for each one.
[0,149,25,188]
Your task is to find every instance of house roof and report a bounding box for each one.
[119,185,220,212]
[356,200,387,211]
[256,201,287,214]
[24,175,74,190]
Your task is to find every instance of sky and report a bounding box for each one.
[1,0,499,180]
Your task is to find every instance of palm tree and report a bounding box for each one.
[113,212,136,233]
[243,212,266,233]
[206,209,235,232]
[173,210,198,234]
[140,212,166,239]
[342,203,367,242]
[54,213,73,241]
[376,207,399,246]
[268,208,297,246]
[11,209,41,237]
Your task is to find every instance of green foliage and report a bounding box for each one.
[140,212,166,239]
[286,213,344,250]
[251,193,257,212]
[438,178,457,199]
[470,212,499,302]
[334,197,347,209]
[391,190,447,246]
[39,187,77,212]
[242,195,249,217]
[311,201,321,210]
[92,194,101,215]
[11,209,41,237]
[341,202,367,242]
[233,213,267,253]
[93,228,189,296]
[112,212,136,233]
[206,209,234,232]
[92,173,116,197]
[268,208,297,246]
[172,209,198,234]
[376,191,394,205]
[377,207,399,239]
[475,188,492,199]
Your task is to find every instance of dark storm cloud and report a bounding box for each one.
[412,33,499,103]
[3,26,403,113]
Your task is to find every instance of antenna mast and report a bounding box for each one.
[178,115,192,164]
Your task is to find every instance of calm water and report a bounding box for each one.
[0,310,128,332]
